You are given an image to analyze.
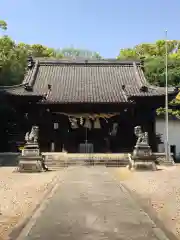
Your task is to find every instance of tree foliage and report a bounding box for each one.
[117,40,180,87]
[117,40,180,117]
[0,40,102,86]
[0,18,103,86]
[0,42,102,86]
[0,36,27,85]
[59,47,102,59]
[117,40,180,118]
[0,20,7,30]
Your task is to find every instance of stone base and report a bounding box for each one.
[18,156,43,173]
[18,143,44,172]
[128,153,157,171]
[22,144,40,157]
[18,160,42,173]
[128,160,157,171]
[133,144,152,159]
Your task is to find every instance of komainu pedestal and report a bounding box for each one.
[128,126,157,171]
[18,126,43,173]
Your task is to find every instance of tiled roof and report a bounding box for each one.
[2,59,176,104]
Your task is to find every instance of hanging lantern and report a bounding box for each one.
[54,122,59,129]
[94,118,101,129]
[84,118,92,129]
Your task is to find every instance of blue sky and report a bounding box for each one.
[0,0,180,57]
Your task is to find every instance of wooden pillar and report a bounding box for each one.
[37,108,53,152]
[146,110,157,152]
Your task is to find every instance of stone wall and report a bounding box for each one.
[0,153,20,166]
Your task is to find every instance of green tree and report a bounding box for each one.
[29,44,56,58]
[0,37,102,86]
[0,20,7,30]
[0,36,27,85]
[117,40,180,87]
[117,40,180,60]
[144,56,180,86]
[59,47,102,59]
[117,48,138,60]
[117,40,180,118]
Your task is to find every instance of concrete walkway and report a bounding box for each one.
[16,167,169,240]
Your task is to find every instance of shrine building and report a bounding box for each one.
[0,57,177,153]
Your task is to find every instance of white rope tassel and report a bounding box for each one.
[80,117,84,126]
[94,118,101,129]
[84,118,92,129]
[69,117,78,129]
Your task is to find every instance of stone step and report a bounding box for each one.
[44,159,129,163]
[43,153,130,170]
[45,159,129,170]
[158,161,175,166]
[153,153,175,166]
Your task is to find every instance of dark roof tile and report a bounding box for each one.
[2,59,176,103]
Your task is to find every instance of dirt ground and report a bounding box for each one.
[0,167,61,240]
[18,166,168,240]
[111,165,180,239]
[1,165,180,239]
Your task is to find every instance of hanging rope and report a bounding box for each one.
[54,112,119,119]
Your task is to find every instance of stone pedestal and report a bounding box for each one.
[18,144,43,173]
[129,144,157,171]
[133,144,152,158]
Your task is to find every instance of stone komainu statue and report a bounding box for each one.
[25,126,39,144]
[134,126,149,146]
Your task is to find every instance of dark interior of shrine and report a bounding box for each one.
[0,97,158,153]
[39,114,137,153]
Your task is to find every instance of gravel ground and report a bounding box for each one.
[111,165,180,239]
[1,165,179,239]
[0,167,61,240]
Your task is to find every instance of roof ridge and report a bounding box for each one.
[132,62,144,88]
[24,60,39,89]
[36,58,141,65]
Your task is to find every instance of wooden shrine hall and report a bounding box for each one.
[0,57,177,153]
